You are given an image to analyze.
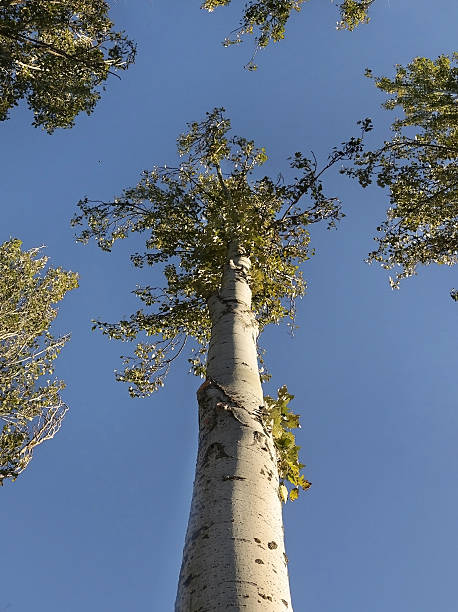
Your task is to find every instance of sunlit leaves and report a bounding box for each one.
[343,54,458,296]
[0,239,78,484]
[73,107,360,396]
[0,0,136,131]
[279,482,288,503]
[264,385,311,501]
[336,0,374,31]
[201,0,372,64]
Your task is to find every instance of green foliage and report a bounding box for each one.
[263,385,311,502]
[343,54,458,296]
[0,0,136,131]
[73,107,363,396]
[0,239,78,484]
[201,0,372,64]
[336,0,373,31]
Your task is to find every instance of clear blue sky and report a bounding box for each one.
[1,1,457,610]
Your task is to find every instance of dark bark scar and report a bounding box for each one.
[183,573,200,587]
[215,401,248,426]
[199,377,250,426]
[201,442,231,466]
[258,592,273,602]
[190,524,212,542]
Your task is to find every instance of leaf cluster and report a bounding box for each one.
[0,0,136,131]
[73,108,363,396]
[343,54,458,295]
[263,385,311,502]
[336,0,373,31]
[201,0,372,66]
[0,239,78,483]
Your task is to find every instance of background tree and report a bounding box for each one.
[0,0,135,131]
[343,54,458,299]
[73,108,363,608]
[202,0,374,66]
[0,239,78,485]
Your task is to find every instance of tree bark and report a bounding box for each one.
[175,245,293,611]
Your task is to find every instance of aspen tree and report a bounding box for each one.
[73,108,364,609]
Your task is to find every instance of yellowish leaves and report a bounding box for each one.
[336,0,373,31]
[0,240,77,483]
[279,483,288,503]
[264,385,311,502]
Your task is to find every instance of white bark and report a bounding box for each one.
[175,246,293,611]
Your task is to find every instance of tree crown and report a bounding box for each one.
[202,0,373,68]
[343,54,458,295]
[0,239,78,484]
[0,0,136,131]
[73,108,363,396]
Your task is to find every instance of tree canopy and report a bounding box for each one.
[202,0,373,62]
[72,107,364,397]
[0,0,135,131]
[0,239,78,484]
[343,54,458,298]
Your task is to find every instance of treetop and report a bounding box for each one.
[73,108,365,396]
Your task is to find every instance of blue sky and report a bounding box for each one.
[1,1,457,610]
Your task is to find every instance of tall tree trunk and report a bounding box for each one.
[175,245,293,610]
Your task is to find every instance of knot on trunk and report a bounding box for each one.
[228,254,251,275]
